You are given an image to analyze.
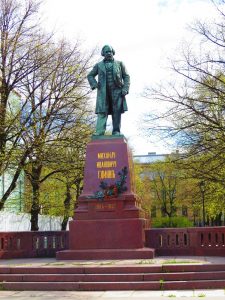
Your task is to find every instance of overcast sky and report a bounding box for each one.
[41,0,216,155]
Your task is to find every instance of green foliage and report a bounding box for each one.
[134,163,153,217]
[197,294,206,298]
[0,0,95,216]
[152,216,193,228]
[179,157,225,222]
[24,173,69,216]
[135,153,225,226]
[142,1,225,225]
[162,259,199,264]
[159,279,164,290]
[137,259,154,264]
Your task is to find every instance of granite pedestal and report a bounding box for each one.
[57,136,154,259]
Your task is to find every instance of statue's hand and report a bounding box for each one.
[121,89,128,96]
[91,82,98,90]
[92,82,100,90]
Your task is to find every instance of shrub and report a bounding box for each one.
[152,216,193,228]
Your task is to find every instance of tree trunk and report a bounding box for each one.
[0,82,8,156]
[61,184,71,231]
[30,180,40,231]
[74,179,82,210]
[30,164,42,231]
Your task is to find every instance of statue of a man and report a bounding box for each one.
[87,45,130,136]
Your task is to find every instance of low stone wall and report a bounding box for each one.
[145,227,225,256]
[0,231,69,259]
[1,227,225,259]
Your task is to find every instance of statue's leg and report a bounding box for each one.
[112,111,121,135]
[95,113,108,135]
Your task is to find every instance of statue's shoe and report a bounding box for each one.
[93,132,104,136]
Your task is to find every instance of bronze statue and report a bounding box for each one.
[87,45,130,136]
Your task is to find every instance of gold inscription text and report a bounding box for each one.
[97,152,116,159]
[96,203,116,210]
[96,161,117,168]
[98,170,116,179]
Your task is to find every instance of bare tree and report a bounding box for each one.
[22,40,94,230]
[0,0,55,209]
[143,0,225,185]
[54,131,91,231]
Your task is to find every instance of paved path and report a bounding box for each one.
[0,290,225,299]
[1,255,225,266]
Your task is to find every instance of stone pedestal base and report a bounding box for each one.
[57,248,154,260]
[69,218,145,250]
[57,137,154,260]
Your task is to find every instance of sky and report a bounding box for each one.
[41,0,216,155]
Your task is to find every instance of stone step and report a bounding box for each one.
[0,271,225,282]
[56,248,155,260]
[1,264,225,291]
[1,264,225,275]
[3,279,225,291]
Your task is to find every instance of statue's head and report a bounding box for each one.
[101,45,115,60]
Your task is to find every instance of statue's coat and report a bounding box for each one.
[87,60,130,115]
